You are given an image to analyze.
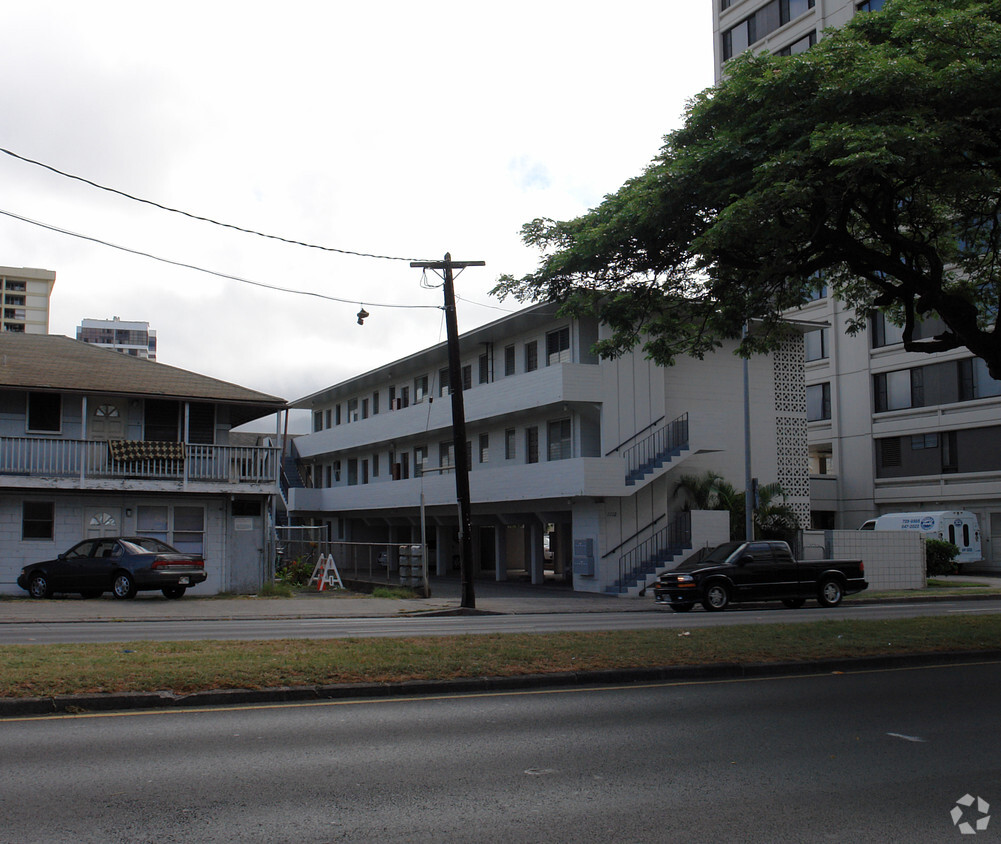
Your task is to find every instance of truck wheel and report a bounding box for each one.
[817,577,843,608]
[782,598,805,609]
[670,602,694,613]
[702,583,730,612]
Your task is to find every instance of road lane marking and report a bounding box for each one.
[887,732,926,742]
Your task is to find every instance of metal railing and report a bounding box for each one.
[614,510,692,592]
[0,436,277,484]
[622,413,689,484]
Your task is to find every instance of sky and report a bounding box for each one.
[0,1,715,429]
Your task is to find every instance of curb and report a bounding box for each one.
[4,649,1000,718]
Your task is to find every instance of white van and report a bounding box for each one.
[859,510,983,565]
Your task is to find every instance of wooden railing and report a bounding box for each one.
[0,437,278,484]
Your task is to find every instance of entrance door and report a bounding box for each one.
[89,402,126,441]
[86,509,122,539]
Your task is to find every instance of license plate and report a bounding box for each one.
[178,577,189,585]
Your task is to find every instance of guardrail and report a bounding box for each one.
[0,436,277,484]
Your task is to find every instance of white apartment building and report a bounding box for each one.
[77,316,157,359]
[713,0,1001,570]
[0,265,55,334]
[286,303,810,594]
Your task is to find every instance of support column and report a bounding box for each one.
[494,525,507,581]
[529,521,544,585]
[435,525,449,576]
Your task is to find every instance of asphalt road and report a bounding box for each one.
[1,599,999,644]
[2,661,1000,843]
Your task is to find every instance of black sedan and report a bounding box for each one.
[17,536,207,600]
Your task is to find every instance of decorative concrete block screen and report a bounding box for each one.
[800,530,925,591]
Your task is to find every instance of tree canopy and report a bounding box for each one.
[494,0,1001,379]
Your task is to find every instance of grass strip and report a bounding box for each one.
[2,615,1000,699]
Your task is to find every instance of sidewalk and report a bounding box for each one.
[2,573,1000,624]
[0,577,648,623]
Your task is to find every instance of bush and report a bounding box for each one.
[926,539,960,577]
[275,556,316,588]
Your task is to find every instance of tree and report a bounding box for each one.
[673,471,745,540]
[494,0,1001,379]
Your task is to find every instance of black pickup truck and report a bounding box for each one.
[652,540,867,612]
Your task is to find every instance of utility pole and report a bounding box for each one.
[410,253,484,609]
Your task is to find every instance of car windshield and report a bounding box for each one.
[703,542,746,564]
[120,537,178,554]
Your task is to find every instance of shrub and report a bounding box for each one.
[275,556,315,588]
[926,539,960,577]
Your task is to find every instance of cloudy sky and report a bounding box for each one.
[0,2,714,427]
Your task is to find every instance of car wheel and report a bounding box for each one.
[79,590,103,599]
[162,586,186,599]
[702,583,730,612]
[670,602,694,613]
[112,572,137,600]
[817,577,844,608]
[28,573,51,599]
[782,598,806,609]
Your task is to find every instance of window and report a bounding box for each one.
[348,459,358,486]
[333,460,341,483]
[776,30,816,56]
[324,464,332,487]
[27,393,61,433]
[525,341,538,373]
[439,368,450,397]
[526,426,539,464]
[958,358,1001,401]
[546,326,571,365]
[22,501,54,539]
[144,399,179,442]
[361,459,369,484]
[414,374,429,403]
[415,445,428,477]
[806,383,831,421]
[722,0,815,61]
[360,398,369,420]
[440,440,454,470]
[878,438,902,468]
[857,0,884,11]
[478,354,490,385]
[348,398,358,422]
[804,328,828,362]
[874,369,923,412]
[335,404,342,425]
[372,453,379,477]
[400,386,410,408]
[479,433,489,463]
[911,434,939,450]
[173,506,204,554]
[462,365,472,391]
[548,419,572,461]
[389,386,396,409]
[942,431,959,472]
[505,428,516,460]
[324,408,332,429]
[137,505,169,542]
[372,391,379,415]
[188,403,214,444]
[313,411,322,432]
[504,345,516,376]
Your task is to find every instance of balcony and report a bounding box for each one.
[0,437,278,492]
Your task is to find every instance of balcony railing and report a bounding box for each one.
[0,437,277,485]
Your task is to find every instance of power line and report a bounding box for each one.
[0,145,424,263]
[0,207,441,311]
